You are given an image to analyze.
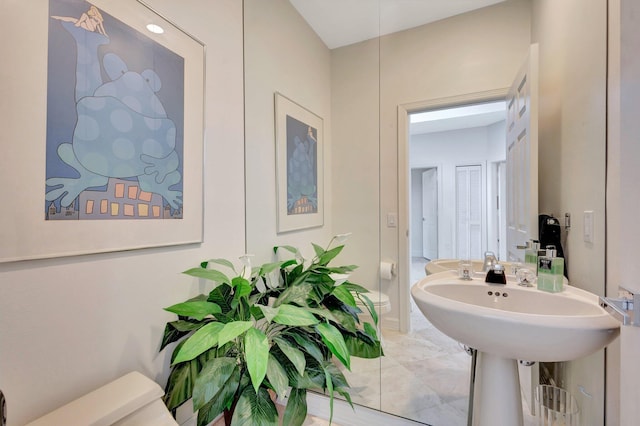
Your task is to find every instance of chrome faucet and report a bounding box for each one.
[482,251,496,272]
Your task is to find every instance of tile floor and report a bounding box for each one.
[334,257,537,426]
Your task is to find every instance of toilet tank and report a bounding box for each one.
[26,371,178,426]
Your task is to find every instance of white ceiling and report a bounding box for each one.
[289,0,506,49]
[288,0,508,134]
[410,101,506,135]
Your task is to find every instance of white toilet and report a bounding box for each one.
[355,290,391,324]
[26,371,178,426]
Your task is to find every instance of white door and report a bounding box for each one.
[456,165,483,260]
[506,44,539,262]
[498,162,507,260]
[422,168,438,260]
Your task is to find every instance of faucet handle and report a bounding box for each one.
[482,251,497,272]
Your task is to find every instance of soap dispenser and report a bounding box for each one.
[524,239,540,274]
[537,245,564,292]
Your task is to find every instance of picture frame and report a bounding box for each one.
[274,93,324,233]
[0,0,205,262]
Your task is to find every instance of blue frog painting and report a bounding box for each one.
[45,3,184,217]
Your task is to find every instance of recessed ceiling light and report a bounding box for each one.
[146,23,164,34]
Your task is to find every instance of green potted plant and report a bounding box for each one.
[159,236,383,426]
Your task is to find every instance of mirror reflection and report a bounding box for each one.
[244,0,607,424]
[409,100,508,262]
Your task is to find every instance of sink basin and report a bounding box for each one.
[411,270,619,426]
[425,258,515,275]
[412,270,618,361]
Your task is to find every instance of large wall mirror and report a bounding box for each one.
[244,0,608,424]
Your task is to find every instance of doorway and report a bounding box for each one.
[399,91,508,333]
[411,167,440,261]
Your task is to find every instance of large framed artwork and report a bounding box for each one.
[274,93,324,233]
[0,0,205,262]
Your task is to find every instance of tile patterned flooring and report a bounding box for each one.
[335,257,469,425]
[336,258,537,426]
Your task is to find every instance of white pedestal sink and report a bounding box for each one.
[411,270,620,426]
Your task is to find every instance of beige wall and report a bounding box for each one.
[531,1,608,425]
[0,1,245,424]
[244,0,334,262]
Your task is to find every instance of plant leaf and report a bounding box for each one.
[316,322,351,370]
[317,245,344,265]
[259,305,279,322]
[280,259,299,269]
[324,365,335,424]
[266,354,289,399]
[173,322,224,364]
[305,307,338,323]
[163,359,199,410]
[207,284,234,316]
[159,321,191,351]
[232,276,252,298]
[283,387,307,426]
[171,320,208,332]
[231,386,278,426]
[165,301,222,321]
[312,243,325,257]
[273,244,299,255]
[363,322,378,339]
[192,357,238,410]
[345,332,383,359]
[183,267,231,285]
[201,258,236,272]
[336,387,354,409]
[326,265,358,274]
[340,282,370,293]
[356,293,378,326]
[218,321,253,347]
[274,337,306,376]
[327,308,358,333]
[196,372,247,426]
[331,285,357,307]
[273,304,320,326]
[290,333,325,363]
[245,328,269,392]
[322,360,350,389]
[259,261,284,274]
[274,282,314,307]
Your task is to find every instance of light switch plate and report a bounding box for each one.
[584,210,594,243]
[386,213,397,228]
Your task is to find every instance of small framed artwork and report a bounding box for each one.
[0,0,205,262]
[274,93,324,233]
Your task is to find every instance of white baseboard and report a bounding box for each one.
[381,316,400,331]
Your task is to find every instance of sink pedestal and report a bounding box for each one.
[473,352,523,426]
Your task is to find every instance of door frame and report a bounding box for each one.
[397,88,508,333]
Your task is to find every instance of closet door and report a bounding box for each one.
[456,165,482,260]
